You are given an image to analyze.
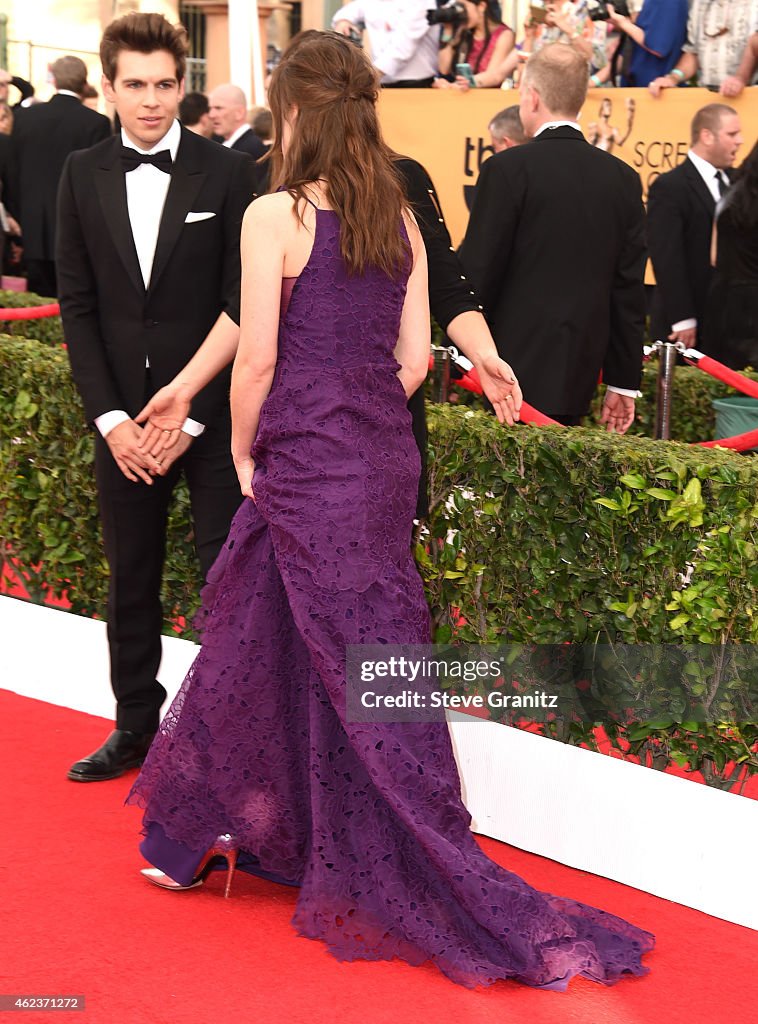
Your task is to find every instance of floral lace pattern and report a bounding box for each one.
[128,210,654,989]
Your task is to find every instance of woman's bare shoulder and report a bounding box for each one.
[242,190,298,228]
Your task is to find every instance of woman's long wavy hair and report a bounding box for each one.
[729,140,758,232]
[267,30,409,278]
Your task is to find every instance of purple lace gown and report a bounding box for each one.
[128,207,654,990]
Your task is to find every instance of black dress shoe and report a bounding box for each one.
[67,729,155,782]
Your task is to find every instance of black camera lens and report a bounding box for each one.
[427,1,468,27]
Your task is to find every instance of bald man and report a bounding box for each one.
[208,83,266,160]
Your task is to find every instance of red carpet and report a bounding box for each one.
[2,689,756,1024]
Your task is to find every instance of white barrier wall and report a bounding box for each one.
[2,594,756,931]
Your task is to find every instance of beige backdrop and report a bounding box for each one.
[378,88,758,248]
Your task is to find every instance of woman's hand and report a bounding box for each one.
[546,3,574,35]
[477,353,522,425]
[135,382,193,455]
[234,455,256,500]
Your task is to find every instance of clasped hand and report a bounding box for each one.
[105,418,191,483]
[104,383,195,483]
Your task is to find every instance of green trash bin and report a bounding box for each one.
[712,396,758,452]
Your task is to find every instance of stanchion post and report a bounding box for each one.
[655,341,678,440]
[430,346,450,404]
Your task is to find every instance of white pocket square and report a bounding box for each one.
[185,211,216,223]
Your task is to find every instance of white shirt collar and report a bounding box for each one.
[120,117,181,158]
[56,89,81,100]
[688,147,729,199]
[534,120,582,137]
[223,123,251,148]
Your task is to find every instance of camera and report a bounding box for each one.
[528,1,549,24]
[587,0,630,21]
[427,1,467,27]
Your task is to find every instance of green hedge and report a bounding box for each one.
[1,333,756,792]
[0,336,199,623]
[0,291,65,347]
[423,405,757,791]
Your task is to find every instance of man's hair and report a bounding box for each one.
[251,107,272,141]
[80,83,98,100]
[691,103,737,146]
[179,91,209,127]
[51,56,88,94]
[488,105,526,145]
[100,12,188,84]
[522,43,589,118]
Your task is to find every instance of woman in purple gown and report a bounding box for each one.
[128,30,654,990]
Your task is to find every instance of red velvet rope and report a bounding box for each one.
[685,354,758,399]
[697,427,758,451]
[456,368,561,426]
[0,303,61,320]
[454,363,757,448]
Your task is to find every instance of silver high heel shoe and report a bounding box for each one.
[140,834,239,898]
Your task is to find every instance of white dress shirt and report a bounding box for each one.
[668,149,730,335]
[332,0,440,84]
[533,120,639,398]
[95,119,204,439]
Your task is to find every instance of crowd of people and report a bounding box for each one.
[331,1,758,92]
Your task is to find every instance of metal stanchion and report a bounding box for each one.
[655,341,679,440]
[430,345,450,403]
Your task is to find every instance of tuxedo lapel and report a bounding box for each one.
[683,158,716,217]
[148,130,206,296]
[94,140,145,298]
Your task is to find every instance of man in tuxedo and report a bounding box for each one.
[208,84,267,160]
[647,103,743,352]
[12,56,110,296]
[56,12,256,781]
[459,43,646,429]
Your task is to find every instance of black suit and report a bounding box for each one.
[0,133,18,275]
[229,126,267,160]
[647,157,724,350]
[460,126,646,418]
[13,93,111,295]
[56,127,257,733]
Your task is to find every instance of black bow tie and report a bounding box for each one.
[121,147,172,174]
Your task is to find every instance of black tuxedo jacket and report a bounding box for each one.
[56,127,256,425]
[0,133,18,217]
[12,93,111,261]
[459,126,646,416]
[647,157,723,344]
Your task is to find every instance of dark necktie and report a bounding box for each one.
[121,147,172,174]
[715,170,729,199]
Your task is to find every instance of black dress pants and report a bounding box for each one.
[94,411,242,733]
[25,258,57,298]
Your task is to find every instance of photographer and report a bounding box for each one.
[434,1,515,89]
[332,0,440,86]
[606,0,688,87]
